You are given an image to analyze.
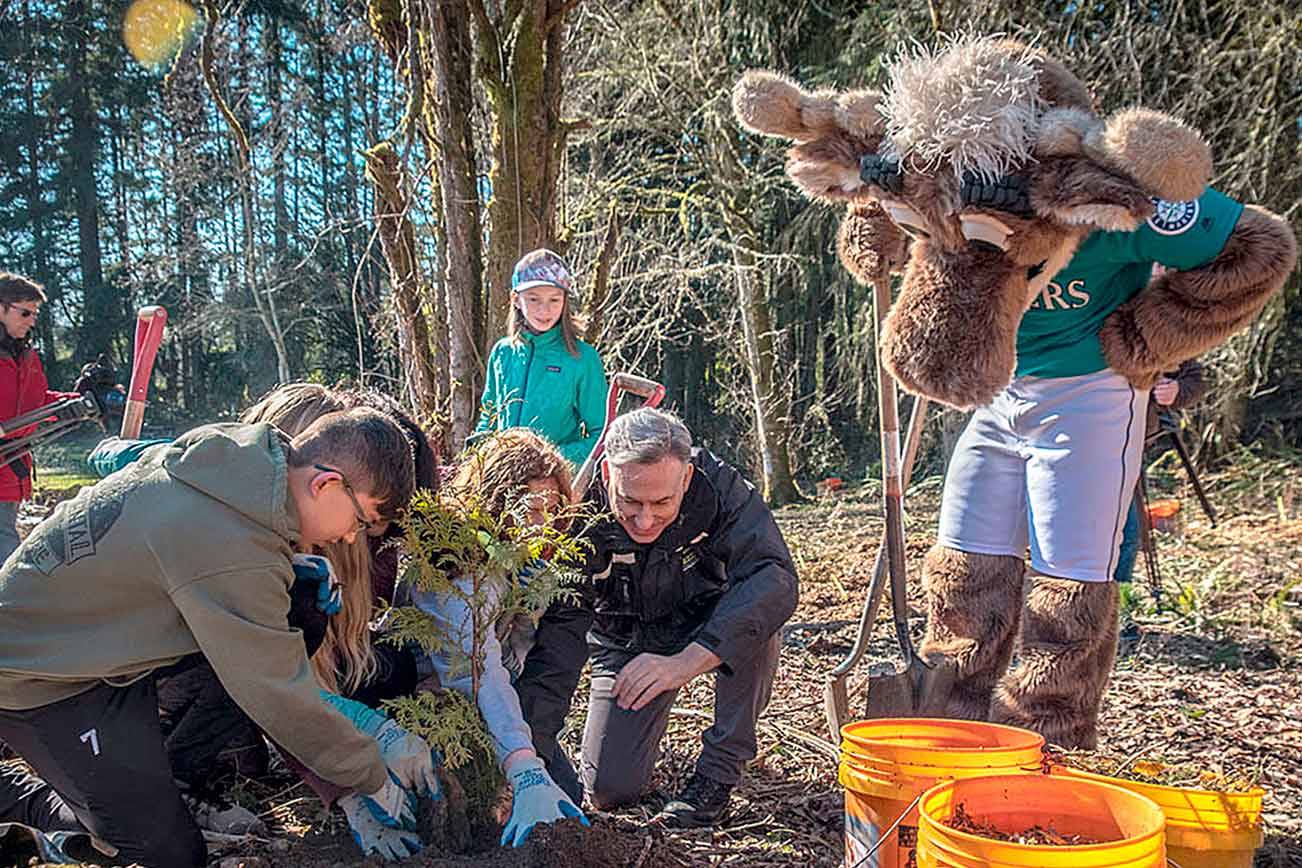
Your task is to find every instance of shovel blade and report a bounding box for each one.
[824,676,852,743]
[864,658,958,719]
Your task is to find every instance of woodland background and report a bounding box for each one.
[1,0,1298,503]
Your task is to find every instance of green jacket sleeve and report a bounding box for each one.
[87,437,173,478]
[557,345,608,468]
[170,565,387,794]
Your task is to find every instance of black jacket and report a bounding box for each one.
[515,448,798,764]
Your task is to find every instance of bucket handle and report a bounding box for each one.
[848,793,923,868]
[846,796,1182,868]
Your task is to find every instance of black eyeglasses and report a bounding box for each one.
[4,304,39,320]
[314,464,377,533]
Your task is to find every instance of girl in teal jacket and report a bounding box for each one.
[473,249,607,468]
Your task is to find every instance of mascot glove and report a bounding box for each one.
[340,792,422,861]
[292,553,342,615]
[375,718,443,798]
[359,771,417,831]
[500,755,587,847]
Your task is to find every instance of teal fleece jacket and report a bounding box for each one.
[472,327,607,467]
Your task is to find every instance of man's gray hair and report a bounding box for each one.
[603,407,693,467]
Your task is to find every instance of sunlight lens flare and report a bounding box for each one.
[122,0,199,70]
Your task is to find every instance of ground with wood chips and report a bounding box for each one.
[7,450,1300,867]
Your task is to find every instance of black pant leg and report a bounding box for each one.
[156,657,263,790]
[0,679,206,868]
[0,763,82,832]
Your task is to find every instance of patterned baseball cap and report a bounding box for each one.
[510,249,575,296]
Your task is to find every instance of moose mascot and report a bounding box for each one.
[733,35,1296,748]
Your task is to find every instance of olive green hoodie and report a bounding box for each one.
[0,423,386,794]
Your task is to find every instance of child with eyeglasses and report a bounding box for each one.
[0,407,427,866]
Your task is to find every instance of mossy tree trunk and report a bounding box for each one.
[367,0,578,447]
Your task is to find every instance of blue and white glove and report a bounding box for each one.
[375,718,442,798]
[319,690,441,797]
[500,755,587,847]
[292,553,342,615]
[359,772,418,830]
[340,792,422,861]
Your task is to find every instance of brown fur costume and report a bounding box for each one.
[734,36,1296,747]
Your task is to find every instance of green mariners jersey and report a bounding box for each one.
[1015,187,1243,378]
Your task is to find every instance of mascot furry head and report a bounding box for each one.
[733,35,1295,409]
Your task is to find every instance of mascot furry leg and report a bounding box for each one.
[921,549,1120,748]
[918,547,1023,722]
[991,575,1119,749]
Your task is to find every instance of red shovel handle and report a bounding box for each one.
[610,372,665,403]
[573,372,667,498]
[602,373,665,421]
[121,306,168,439]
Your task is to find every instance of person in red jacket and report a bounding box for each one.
[0,273,78,562]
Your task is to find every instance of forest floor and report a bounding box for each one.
[6,447,1300,867]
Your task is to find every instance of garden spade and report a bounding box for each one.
[860,273,954,723]
[822,391,928,740]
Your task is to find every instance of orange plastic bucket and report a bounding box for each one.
[838,719,1044,867]
[1053,766,1264,868]
[1146,499,1182,533]
[916,774,1167,867]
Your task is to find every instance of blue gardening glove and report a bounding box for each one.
[359,772,418,830]
[292,553,342,615]
[340,792,422,861]
[500,755,587,847]
[319,691,441,797]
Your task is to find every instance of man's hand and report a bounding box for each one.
[1152,377,1179,407]
[613,642,721,711]
[340,792,423,861]
[500,754,587,847]
[375,718,443,798]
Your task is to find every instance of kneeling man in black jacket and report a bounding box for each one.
[515,407,798,828]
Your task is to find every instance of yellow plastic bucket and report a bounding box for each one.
[916,774,1167,867]
[838,719,1044,868]
[1053,766,1264,868]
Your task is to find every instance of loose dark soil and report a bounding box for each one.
[241,817,676,868]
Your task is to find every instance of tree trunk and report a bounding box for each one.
[67,0,109,363]
[584,207,620,345]
[22,0,59,381]
[731,247,802,506]
[363,143,442,429]
[266,22,289,263]
[469,0,570,347]
[712,117,802,506]
[429,0,486,448]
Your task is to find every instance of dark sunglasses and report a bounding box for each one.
[5,304,39,320]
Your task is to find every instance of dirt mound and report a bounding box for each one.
[220,817,674,868]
